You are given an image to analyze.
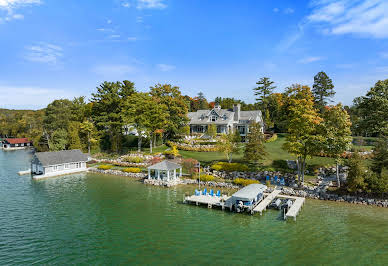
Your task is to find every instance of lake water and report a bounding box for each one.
[1,149,388,265]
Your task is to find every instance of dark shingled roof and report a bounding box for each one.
[35,149,88,167]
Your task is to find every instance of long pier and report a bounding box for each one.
[184,189,305,221]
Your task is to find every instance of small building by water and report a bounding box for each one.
[31,149,88,179]
[2,138,33,150]
[225,183,267,212]
[147,160,182,181]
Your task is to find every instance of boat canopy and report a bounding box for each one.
[230,183,267,202]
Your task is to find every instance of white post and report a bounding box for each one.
[148,169,151,179]
[157,170,160,180]
[179,168,182,177]
[173,169,176,180]
[167,170,170,181]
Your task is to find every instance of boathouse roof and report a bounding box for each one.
[231,184,267,201]
[147,160,181,171]
[34,149,88,167]
[5,138,31,144]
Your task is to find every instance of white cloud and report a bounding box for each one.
[109,34,120,38]
[297,56,324,64]
[307,0,388,38]
[92,64,137,77]
[121,2,130,8]
[273,7,279,13]
[0,0,40,22]
[0,85,78,109]
[137,0,166,9]
[157,63,175,71]
[136,16,143,23]
[380,52,388,59]
[284,8,294,14]
[128,37,138,41]
[24,43,63,65]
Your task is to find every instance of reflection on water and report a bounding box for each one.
[1,150,388,264]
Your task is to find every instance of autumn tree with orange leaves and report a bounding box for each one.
[282,84,324,185]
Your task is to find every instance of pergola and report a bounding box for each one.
[147,161,182,181]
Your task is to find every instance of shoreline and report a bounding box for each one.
[88,167,388,208]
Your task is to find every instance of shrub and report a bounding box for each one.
[150,156,162,165]
[199,174,214,182]
[265,133,278,143]
[122,156,144,163]
[233,178,259,186]
[211,162,249,172]
[97,164,114,170]
[122,167,142,173]
[182,158,199,175]
[163,146,179,157]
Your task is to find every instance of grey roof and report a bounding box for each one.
[231,184,267,201]
[35,149,88,167]
[148,160,181,171]
[188,108,262,125]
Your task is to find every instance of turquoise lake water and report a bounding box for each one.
[1,149,388,265]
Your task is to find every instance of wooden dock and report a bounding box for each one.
[285,197,305,221]
[184,194,230,209]
[253,189,281,215]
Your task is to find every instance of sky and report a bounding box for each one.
[1,0,388,109]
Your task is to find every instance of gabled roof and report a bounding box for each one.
[188,109,234,125]
[148,160,181,171]
[34,149,88,167]
[231,184,267,201]
[5,138,31,144]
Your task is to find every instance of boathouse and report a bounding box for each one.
[225,183,267,211]
[2,138,32,150]
[147,161,182,181]
[31,149,88,179]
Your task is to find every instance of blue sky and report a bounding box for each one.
[1,0,388,109]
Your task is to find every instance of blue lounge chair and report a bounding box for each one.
[209,189,214,196]
[202,188,207,195]
[216,190,221,197]
[195,189,200,196]
[274,176,278,183]
[280,178,285,186]
[266,175,270,181]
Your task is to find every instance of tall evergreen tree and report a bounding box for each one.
[254,77,276,129]
[312,71,335,112]
[243,122,267,170]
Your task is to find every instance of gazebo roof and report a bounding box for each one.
[148,160,181,171]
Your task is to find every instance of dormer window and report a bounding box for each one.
[210,115,217,122]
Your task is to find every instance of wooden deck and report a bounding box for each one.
[285,197,305,221]
[253,189,281,215]
[184,194,230,208]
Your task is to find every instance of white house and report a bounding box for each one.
[31,149,89,179]
[187,104,264,141]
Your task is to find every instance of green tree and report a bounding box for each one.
[122,92,168,153]
[49,129,68,151]
[282,84,323,185]
[67,121,82,150]
[217,130,241,163]
[150,84,189,140]
[319,104,352,187]
[254,77,276,129]
[243,122,267,170]
[80,120,100,153]
[353,79,388,136]
[91,81,136,153]
[372,136,388,176]
[179,125,191,138]
[207,124,217,139]
[312,71,335,112]
[346,152,367,193]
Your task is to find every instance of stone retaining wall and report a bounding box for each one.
[88,167,147,178]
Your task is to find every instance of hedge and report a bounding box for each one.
[122,167,142,173]
[122,156,144,163]
[233,178,259,186]
[198,174,215,182]
[211,162,249,172]
[97,164,114,170]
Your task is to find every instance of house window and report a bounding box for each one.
[64,164,70,169]
[238,126,246,135]
[53,165,58,171]
[210,116,217,122]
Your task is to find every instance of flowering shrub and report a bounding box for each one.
[166,141,218,152]
[97,164,114,170]
[150,156,162,165]
[122,167,142,173]
[181,158,199,175]
[211,162,249,172]
[198,174,214,182]
[233,178,259,186]
[163,146,180,158]
[122,156,144,163]
[265,133,278,143]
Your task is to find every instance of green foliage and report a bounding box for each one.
[211,162,249,172]
[217,131,241,162]
[49,129,68,151]
[199,174,214,182]
[163,146,180,157]
[181,158,199,175]
[312,71,335,112]
[179,125,190,136]
[265,133,278,143]
[207,124,217,139]
[233,178,259,186]
[122,156,144,163]
[67,121,82,150]
[254,77,276,111]
[97,164,114,170]
[244,122,266,169]
[353,79,388,137]
[372,136,388,175]
[122,167,142,173]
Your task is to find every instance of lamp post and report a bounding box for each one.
[195,162,201,190]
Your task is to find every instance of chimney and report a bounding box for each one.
[215,103,221,110]
[233,104,240,121]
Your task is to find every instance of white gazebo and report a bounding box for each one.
[147,161,182,181]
